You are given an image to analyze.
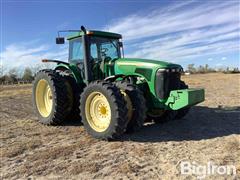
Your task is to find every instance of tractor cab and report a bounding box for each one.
[56,27,123,82]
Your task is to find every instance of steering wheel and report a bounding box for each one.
[101,48,108,53]
[104,56,112,62]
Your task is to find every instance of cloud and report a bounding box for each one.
[216,63,223,67]
[0,41,68,71]
[106,1,239,61]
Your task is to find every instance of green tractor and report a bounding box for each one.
[32,26,204,140]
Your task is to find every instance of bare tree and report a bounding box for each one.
[204,64,209,72]
[8,68,18,83]
[31,63,55,76]
[22,67,34,81]
[187,64,196,74]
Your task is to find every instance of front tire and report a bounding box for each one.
[80,81,128,140]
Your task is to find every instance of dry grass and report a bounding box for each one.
[1,140,42,158]
[27,144,77,162]
[224,138,240,152]
[68,161,102,174]
[118,161,141,174]
[0,84,31,97]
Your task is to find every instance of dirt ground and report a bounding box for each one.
[0,73,240,179]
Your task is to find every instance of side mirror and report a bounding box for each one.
[56,37,65,44]
[118,41,123,47]
[81,26,87,34]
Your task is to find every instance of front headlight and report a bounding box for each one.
[157,68,183,73]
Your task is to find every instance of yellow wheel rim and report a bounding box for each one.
[85,92,111,132]
[35,79,53,117]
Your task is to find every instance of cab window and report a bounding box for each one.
[89,36,120,61]
[90,43,98,59]
[69,38,83,62]
[101,41,119,60]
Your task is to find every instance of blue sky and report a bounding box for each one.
[1,0,239,71]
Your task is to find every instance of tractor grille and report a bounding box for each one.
[155,68,182,99]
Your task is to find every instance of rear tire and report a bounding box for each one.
[32,69,72,125]
[56,69,84,121]
[115,81,146,132]
[80,81,128,140]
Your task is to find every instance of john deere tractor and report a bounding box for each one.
[32,26,204,140]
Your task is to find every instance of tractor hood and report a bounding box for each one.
[114,58,182,70]
[114,57,182,82]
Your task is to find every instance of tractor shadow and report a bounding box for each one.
[60,116,83,126]
[122,106,240,142]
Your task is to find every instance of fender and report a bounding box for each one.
[42,59,69,65]
[104,74,125,82]
[42,59,83,84]
[54,63,84,84]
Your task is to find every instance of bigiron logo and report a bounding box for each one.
[180,161,237,179]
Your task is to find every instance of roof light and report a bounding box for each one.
[42,59,49,62]
[157,69,165,72]
[86,31,94,35]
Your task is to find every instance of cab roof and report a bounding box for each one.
[67,30,122,40]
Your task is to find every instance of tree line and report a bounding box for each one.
[186,64,240,74]
[0,64,54,84]
[0,67,34,84]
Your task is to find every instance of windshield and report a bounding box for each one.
[68,36,121,64]
[89,36,121,62]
